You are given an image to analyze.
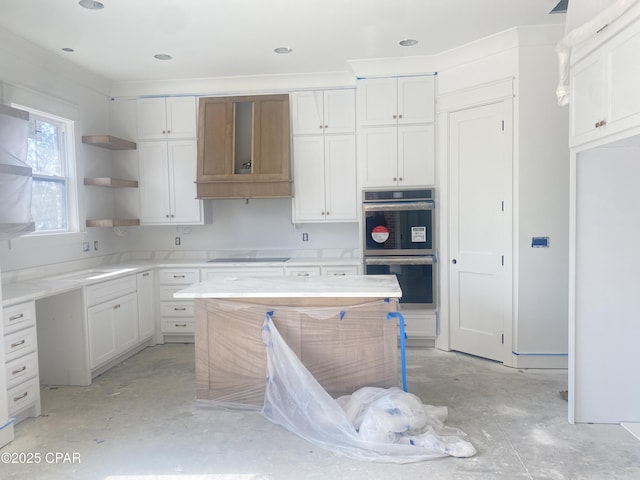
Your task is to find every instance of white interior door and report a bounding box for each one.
[449,100,511,362]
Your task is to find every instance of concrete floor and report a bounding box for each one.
[2,344,639,479]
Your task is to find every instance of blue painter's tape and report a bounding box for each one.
[339,310,345,321]
[387,311,408,392]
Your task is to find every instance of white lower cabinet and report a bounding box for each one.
[87,280,139,370]
[159,268,200,341]
[2,301,40,423]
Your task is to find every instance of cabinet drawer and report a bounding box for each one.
[159,269,199,284]
[284,266,321,277]
[161,318,194,333]
[86,275,137,306]
[4,327,37,362]
[159,285,185,301]
[160,302,194,317]
[7,376,39,416]
[3,301,36,335]
[322,265,359,276]
[6,352,38,389]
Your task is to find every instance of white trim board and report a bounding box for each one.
[621,423,640,441]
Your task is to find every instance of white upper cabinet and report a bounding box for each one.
[138,140,203,225]
[137,96,197,140]
[291,89,357,223]
[290,90,355,135]
[570,14,640,147]
[357,76,435,126]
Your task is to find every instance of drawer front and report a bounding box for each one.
[160,302,194,317]
[159,285,185,301]
[3,301,36,335]
[201,267,283,281]
[322,265,359,276]
[86,275,137,306]
[159,269,199,284]
[7,376,39,416]
[284,266,321,277]
[5,327,37,362]
[6,352,39,389]
[161,318,194,333]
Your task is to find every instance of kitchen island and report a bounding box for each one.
[175,274,402,407]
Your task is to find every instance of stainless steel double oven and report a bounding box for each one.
[363,188,436,307]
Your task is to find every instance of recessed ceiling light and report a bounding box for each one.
[62,47,75,52]
[399,39,418,47]
[79,0,104,10]
[274,47,292,54]
[154,54,173,61]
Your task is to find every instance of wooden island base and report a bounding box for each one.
[194,297,399,407]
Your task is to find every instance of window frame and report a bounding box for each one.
[16,105,79,236]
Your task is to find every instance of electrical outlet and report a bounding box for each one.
[93,240,99,251]
[175,236,181,246]
[83,242,90,252]
[302,233,309,242]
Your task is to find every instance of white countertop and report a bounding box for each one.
[1,254,362,306]
[174,274,401,299]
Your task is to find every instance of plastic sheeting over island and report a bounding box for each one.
[261,310,476,463]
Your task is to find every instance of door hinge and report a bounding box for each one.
[501,334,504,345]
[501,201,504,212]
[501,255,504,266]
[501,120,505,131]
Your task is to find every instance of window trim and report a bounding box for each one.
[14,105,79,236]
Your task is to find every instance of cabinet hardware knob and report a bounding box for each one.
[113,304,121,309]
[451,259,457,264]
[398,177,403,181]
[9,313,24,321]
[393,115,397,119]
[393,177,397,181]
[398,114,403,119]
[166,214,170,218]
[162,130,166,134]
[319,125,323,129]
[10,339,26,348]
[143,272,150,277]
[324,125,328,129]
[326,211,330,215]
[12,365,27,375]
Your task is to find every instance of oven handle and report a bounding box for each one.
[364,256,435,265]
[363,201,434,212]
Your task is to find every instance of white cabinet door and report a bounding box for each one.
[137,97,196,140]
[137,98,168,140]
[165,97,197,139]
[168,140,202,224]
[397,76,435,124]
[291,91,324,135]
[398,124,435,187]
[137,271,155,341]
[570,52,605,144]
[359,126,398,187]
[292,136,326,221]
[357,77,398,126]
[87,302,117,369]
[324,134,357,220]
[139,142,171,224]
[113,292,139,354]
[606,20,640,131]
[323,89,355,134]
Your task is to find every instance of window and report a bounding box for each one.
[22,109,77,233]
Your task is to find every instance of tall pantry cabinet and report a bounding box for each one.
[137,97,203,225]
[357,76,436,188]
[290,89,357,222]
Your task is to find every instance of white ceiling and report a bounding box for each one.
[0,0,566,83]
